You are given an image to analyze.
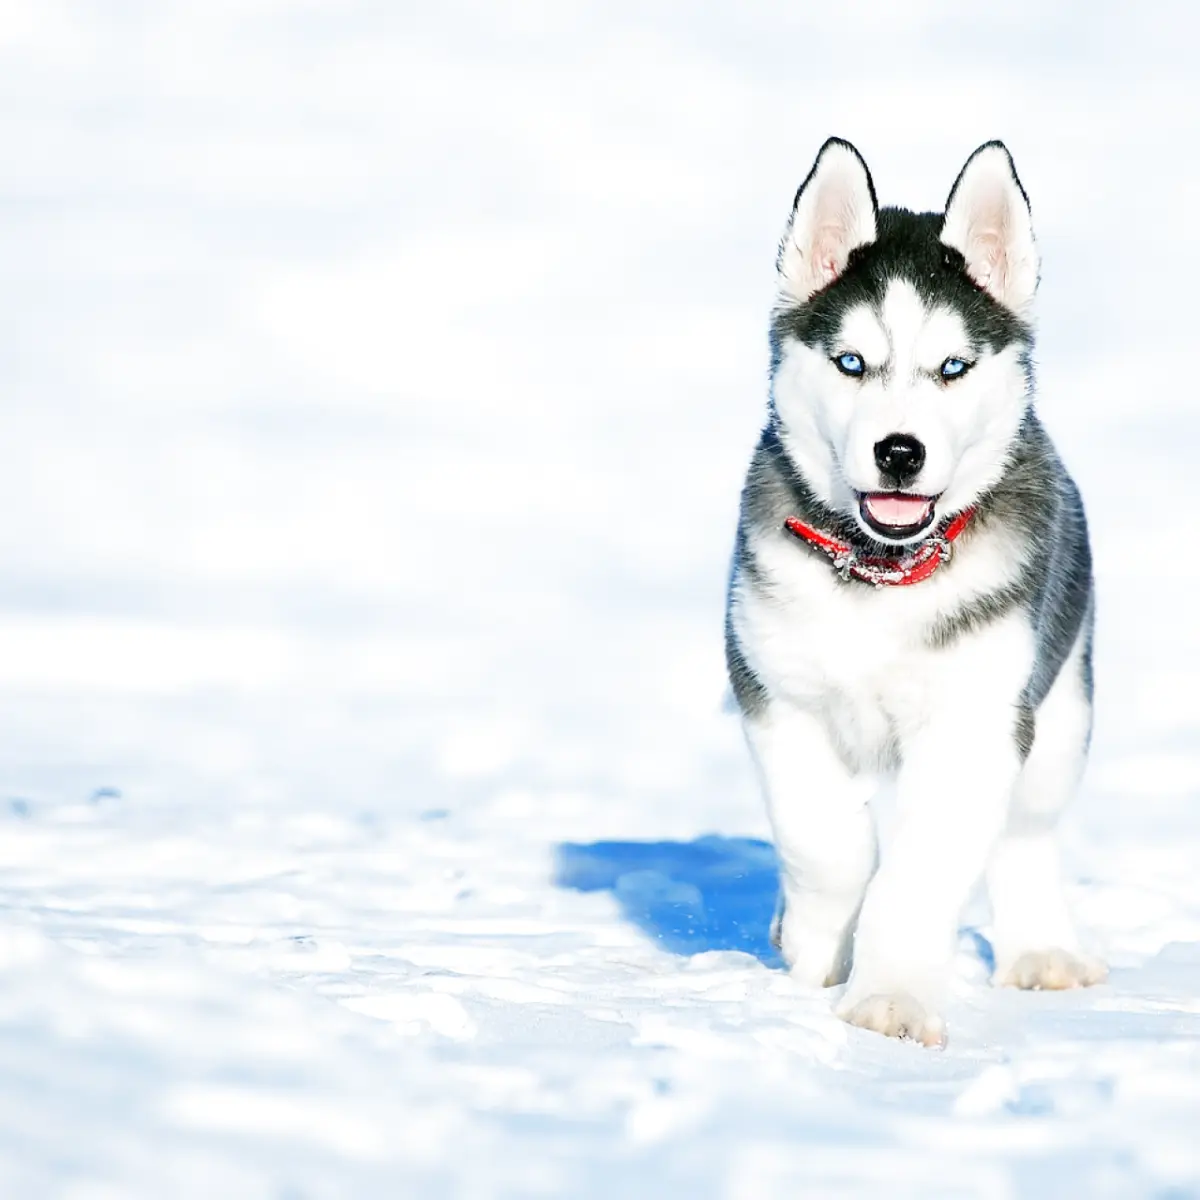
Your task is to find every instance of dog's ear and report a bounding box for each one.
[777,138,877,304]
[941,142,1038,314]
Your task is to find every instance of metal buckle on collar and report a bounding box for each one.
[783,505,974,589]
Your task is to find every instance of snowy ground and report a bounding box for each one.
[2,2,1200,1196]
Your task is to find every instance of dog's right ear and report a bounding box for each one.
[777,138,877,304]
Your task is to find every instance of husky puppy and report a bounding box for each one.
[725,139,1105,1046]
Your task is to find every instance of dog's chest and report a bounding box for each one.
[754,580,929,692]
[737,542,956,759]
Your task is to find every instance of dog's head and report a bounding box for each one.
[769,139,1037,544]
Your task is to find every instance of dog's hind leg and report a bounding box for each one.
[987,634,1107,990]
[746,701,877,988]
[768,887,786,951]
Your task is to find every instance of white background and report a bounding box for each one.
[1,2,1199,1195]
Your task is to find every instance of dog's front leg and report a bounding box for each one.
[745,700,878,988]
[837,675,1025,1046]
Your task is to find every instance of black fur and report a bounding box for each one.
[926,413,1095,758]
[771,208,1031,374]
[724,569,769,718]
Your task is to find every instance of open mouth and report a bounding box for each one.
[858,492,937,540]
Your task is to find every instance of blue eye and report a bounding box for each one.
[940,357,969,379]
[834,352,864,376]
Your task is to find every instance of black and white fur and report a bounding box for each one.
[726,139,1104,1046]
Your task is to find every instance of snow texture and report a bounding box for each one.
[2,2,1200,1196]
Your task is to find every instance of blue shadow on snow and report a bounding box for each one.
[555,835,784,968]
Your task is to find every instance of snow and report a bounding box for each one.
[2,1,1200,1195]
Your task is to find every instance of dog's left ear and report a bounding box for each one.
[941,142,1039,314]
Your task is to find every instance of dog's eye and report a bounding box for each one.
[834,352,864,377]
[940,357,970,379]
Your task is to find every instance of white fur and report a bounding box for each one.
[733,502,1030,731]
[838,612,1030,1015]
[987,632,1106,989]
[940,144,1039,314]
[772,279,1030,543]
[733,531,1040,1042]
[745,705,876,987]
[734,515,1101,1040]
[778,141,876,305]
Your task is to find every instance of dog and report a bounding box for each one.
[725,139,1105,1046]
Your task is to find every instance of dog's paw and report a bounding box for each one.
[835,991,947,1048]
[778,926,852,988]
[995,948,1107,991]
[774,905,853,987]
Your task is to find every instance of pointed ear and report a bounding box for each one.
[941,141,1039,314]
[777,138,877,304]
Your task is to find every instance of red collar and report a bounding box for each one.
[783,507,975,587]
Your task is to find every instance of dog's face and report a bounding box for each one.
[770,140,1037,545]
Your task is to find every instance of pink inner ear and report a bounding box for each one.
[813,228,849,286]
[966,230,1004,292]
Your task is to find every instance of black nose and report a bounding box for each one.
[873,433,925,484]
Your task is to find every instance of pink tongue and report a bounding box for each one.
[864,494,932,528]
